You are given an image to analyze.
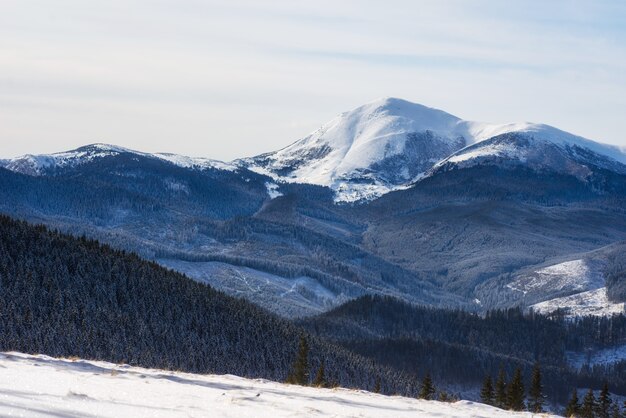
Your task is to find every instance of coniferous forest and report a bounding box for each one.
[300,295,626,405]
[2,213,626,415]
[0,215,409,394]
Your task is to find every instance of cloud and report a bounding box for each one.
[0,0,625,159]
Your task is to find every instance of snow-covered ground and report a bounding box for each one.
[531,287,625,317]
[156,259,345,317]
[504,258,625,317]
[0,352,558,418]
[567,344,626,370]
[507,259,605,297]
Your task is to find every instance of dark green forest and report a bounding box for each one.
[0,215,409,394]
[300,295,626,404]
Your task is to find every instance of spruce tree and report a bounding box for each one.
[419,372,436,400]
[610,404,621,418]
[598,381,612,418]
[495,367,507,409]
[565,389,580,418]
[581,389,597,418]
[480,375,495,406]
[286,335,309,385]
[313,360,327,388]
[506,367,525,411]
[528,363,544,413]
[373,378,381,394]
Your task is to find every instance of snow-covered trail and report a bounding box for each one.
[0,352,557,417]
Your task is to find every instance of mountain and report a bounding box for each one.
[0,143,236,175]
[240,98,466,202]
[1,99,625,320]
[4,99,626,203]
[239,97,626,202]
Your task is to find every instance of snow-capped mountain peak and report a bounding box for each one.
[3,99,625,201]
[0,143,130,176]
[436,122,626,177]
[241,97,469,201]
[0,143,236,175]
[240,98,626,202]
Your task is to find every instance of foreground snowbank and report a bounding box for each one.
[0,352,557,417]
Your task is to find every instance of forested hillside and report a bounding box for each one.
[0,215,412,394]
[300,295,626,403]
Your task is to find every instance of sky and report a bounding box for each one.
[1,0,625,161]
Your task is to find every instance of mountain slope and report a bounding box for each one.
[1,99,626,318]
[240,98,626,202]
[359,166,626,306]
[0,143,237,175]
[240,98,467,202]
[299,295,626,403]
[0,154,463,317]
[0,215,410,392]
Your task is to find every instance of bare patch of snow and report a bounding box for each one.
[154,153,236,171]
[531,287,625,317]
[567,345,626,370]
[265,182,283,199]
[507,259,605,296]
[156,259,343,317]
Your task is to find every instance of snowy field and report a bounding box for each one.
[0,352,558,417]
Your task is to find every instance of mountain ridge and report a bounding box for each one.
[240,97,626,201]
[3,98,625,202]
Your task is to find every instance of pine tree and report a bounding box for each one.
[495,367,507,409]
[598,382,612,418]
[286,335,309,385]
[312,360,327,388]
[565,389,580,418]
[419,372,436,400]
[581,389,597,418]
[506,367,525,411]
[610,404,621,418]
[480,374,495,406]
[528,363,544,413]
[373,378,381,394]
[439,391,451,402]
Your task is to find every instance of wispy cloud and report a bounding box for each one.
[0,0,625,159]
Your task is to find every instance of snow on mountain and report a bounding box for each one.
[531,287,624,317]
[240,98,626,202]
[157,259,343,317]
[265,182,284,199]
[0,143,236,175]
[567,344,626,370]
[240,98,468,202]
[507,259,606,298]
[505,258,626,317]
[3,99,625,201]
[152,152,237,171]
[434,123,626,178]
[0,143,130,175]
[0,352,557,418]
